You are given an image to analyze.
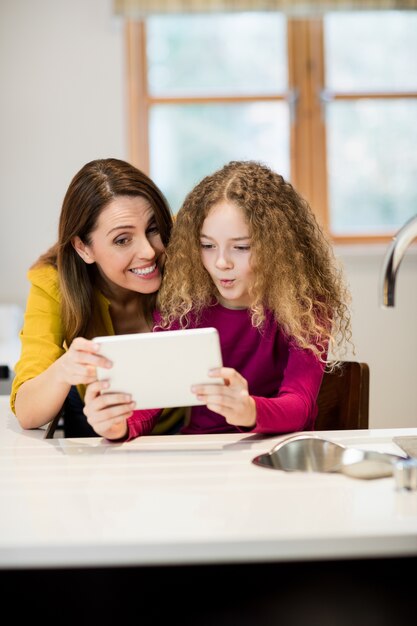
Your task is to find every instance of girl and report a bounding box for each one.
[11,158,184,436]
[84,160,352,440]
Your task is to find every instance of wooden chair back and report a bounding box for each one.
[315,361,369,430]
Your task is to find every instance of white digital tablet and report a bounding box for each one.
[93,327,224,409]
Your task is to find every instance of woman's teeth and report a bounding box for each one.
[130,263,156,276]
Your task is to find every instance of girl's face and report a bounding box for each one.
[72,195,165,299]
[200,200,253,309]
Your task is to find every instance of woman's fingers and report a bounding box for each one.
[69,338,113,368]
[57,338,113,385]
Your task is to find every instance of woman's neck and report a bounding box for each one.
[94,272,153,334]
[109,296,153,334]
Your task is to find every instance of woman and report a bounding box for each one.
[11,158,184,436]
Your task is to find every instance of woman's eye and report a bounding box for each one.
[235,246,251,251]
[147,225,160,236]
[200,243,214,249]
[114,237,130,246]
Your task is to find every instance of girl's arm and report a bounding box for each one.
[251,344,325,434]
[83,380,162,441]
[192,345,325,435]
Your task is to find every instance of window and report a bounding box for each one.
[126,11,417,243]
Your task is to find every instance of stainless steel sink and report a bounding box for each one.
[252,433,406,480]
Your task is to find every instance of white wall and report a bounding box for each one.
[0,0,125,304]
[0,0,416,428]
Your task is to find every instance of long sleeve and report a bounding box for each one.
[179,303,326,436]
[126,408,163,441]
[252,343,325,434]
[10,266,66,414]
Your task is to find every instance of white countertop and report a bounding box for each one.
[1,396,416,569]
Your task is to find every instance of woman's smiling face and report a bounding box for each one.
[72,195,165,298]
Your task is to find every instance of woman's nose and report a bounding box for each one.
[135,236,156,260]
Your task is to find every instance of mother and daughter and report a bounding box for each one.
[11,158,352,440]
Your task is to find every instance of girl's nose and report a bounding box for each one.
[215,251,233,269]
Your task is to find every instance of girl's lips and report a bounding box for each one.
[219,279,235,287]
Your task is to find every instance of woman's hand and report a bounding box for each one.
[191,367,256,429]
[56,337,112,386]
[83,380,135,440]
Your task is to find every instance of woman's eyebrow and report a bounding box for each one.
[106,212,156,236]
[106,224,135,236]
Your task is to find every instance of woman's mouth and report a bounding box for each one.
[129,263,158,278]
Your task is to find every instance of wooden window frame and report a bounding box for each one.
[126,17,416,244]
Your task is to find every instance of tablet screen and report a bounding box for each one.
[94,327,224,409]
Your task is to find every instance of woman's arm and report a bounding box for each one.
[12,267,111,429]
[14,337,111,429]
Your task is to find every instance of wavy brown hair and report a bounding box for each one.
[34,158,173,345]
[158,160,352,364]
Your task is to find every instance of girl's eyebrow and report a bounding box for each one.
[200,233,250,241]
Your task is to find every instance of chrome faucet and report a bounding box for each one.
[379,214,417,307]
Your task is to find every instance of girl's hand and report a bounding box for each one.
[83,380,134,439]
[191,367,256,428]
[56,337,112,385]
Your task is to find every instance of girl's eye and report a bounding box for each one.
[235,245,251,251]
[200,242,214,249]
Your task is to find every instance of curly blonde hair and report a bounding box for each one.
[158,160,352,365]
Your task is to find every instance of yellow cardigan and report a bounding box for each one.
[10,264,184,435]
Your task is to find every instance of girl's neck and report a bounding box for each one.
[217,296,248,311]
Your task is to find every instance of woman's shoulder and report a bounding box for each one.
[27,264,60,299]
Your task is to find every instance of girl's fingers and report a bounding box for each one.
[95,393,134,413]
[84,380,107,401]
[209,367,244,386]
[192,383,242,398]
[196,393,235,410]
[206,403,228,418]
[86,402,135,423]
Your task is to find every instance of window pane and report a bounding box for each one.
[327,100,417,235]
[149,102,289,213]
[147,14,287,96]
[325,11,417,92]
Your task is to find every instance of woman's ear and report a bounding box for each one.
[72,236,95,264]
